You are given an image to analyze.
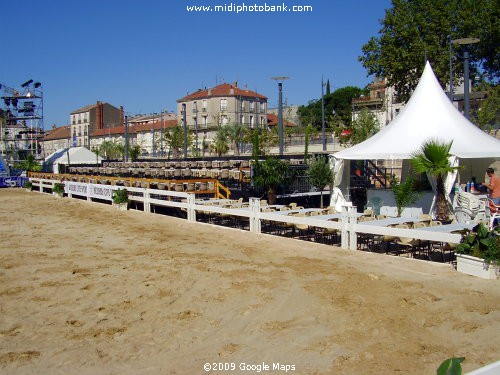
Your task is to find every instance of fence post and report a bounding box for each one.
[249,198,261,234]
[87,183,91,201]
[187,194,196,222]
[144,188,151,213]
[348,205,358,250]
[341,206,349,249]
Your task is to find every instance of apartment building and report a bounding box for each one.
[70,101,123,148]
[42,125,71,157]
[176,82,268,132]
[351,77,404,127]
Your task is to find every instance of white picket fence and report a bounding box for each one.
[29,178,462,251]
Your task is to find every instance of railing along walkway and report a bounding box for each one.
[28,177,464,252]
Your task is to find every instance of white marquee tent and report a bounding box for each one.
[44,147,102,174]
[330,61,500,210]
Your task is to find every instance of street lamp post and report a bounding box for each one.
[182,103,187,159]
[451,37,480,119]
[271,76,289,156]
[321,76,326,151]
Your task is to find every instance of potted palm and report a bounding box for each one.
[389,174,420,216]
[52,182,65,197]
[253,157,289,205]
[411,139,460,222]
[455,223,499,279]
[112,188,129,211]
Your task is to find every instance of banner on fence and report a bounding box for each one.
[66,182,117,201]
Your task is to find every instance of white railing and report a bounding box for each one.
[29,178,463,251]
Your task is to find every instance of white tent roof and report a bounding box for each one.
[44,147,102,172]
[334,61,500,160]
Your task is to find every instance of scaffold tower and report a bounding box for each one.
[0,80,44,161]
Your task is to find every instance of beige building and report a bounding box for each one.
[70,101,123,148]
[176,83,268,132]
[42,125,71,157]
[351,77,404,128]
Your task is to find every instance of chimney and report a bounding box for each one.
[120,106,124,126]
[208,88,212,96]
[95,101,104,130]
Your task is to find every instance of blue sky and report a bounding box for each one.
[1,0,391,128]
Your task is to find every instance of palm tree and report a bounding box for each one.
[211,126,229,157]
[411,139,459,221]
[226,123,245,156]
[253,157,289,205]
[17,153,42,172]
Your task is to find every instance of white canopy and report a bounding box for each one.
[44,147,102,174]
[330,62,499,213]
[334,61,500,160]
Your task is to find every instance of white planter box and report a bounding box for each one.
[113,202,128,211]
[53,192,63,198]
[456,254,499,280]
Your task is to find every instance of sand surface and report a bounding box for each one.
[0,188,499,375]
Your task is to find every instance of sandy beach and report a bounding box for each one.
[0,188,499,374]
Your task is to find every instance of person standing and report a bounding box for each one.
[484,167,500,204]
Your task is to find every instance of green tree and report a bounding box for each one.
[411,139,460,221]
[16,153,42,172]
[307,155,334,208]
[359,0,499,103]
[302,124,317,162]
[253,157,289,205]
[130,144,141,162]
[97,140,124,160]
[226,123,245,156]
[389,174,421,216]
[164,125,191,158]
[298,86,366,129]
[211,126,229,157]
[344,108,380,145]
[473,84,500,131]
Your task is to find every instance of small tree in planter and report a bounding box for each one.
[307,155,334,208]
[53,182,65,197]
[112,188,129,210]
[24,180,33,191]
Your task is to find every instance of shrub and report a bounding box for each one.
[112,188,129,204]
[53,182,65,195]
[456,223,500,264]
[24,180,33,190]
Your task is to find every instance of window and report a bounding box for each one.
[203,116,207,128]
[249,101,254,111]
[240,100,245,111]
[202,100,207,112]
[240,115,244,125]
[220,98,227,111]
[260,101,265,113]
[193,102,198,113]
[222,115,228,125]
[249,115,254,128]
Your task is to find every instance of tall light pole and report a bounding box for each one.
[271,76,289,156]
[182,103,187,159]
[452,37,480,119]
[321,75,326,151]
